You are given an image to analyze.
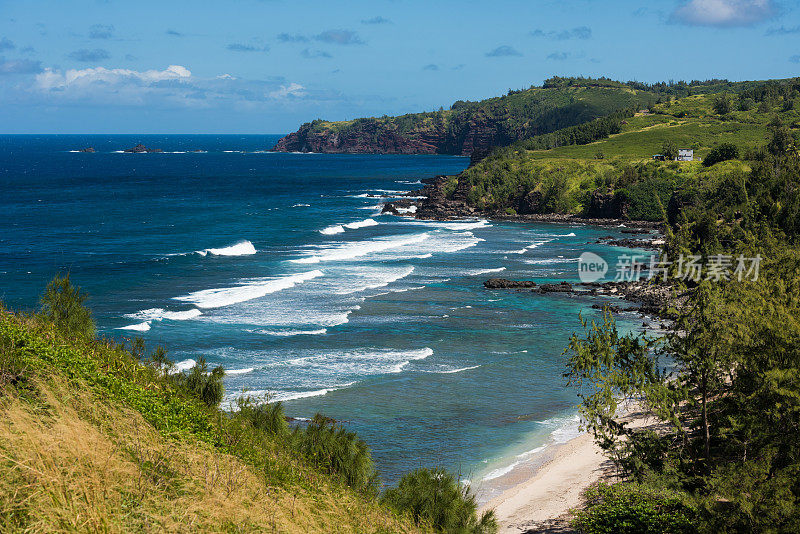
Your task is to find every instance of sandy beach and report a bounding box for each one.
[480,405,652,533]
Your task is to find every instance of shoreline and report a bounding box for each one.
[478,402,654,533]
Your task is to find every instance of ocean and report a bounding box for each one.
[0,134,650,500]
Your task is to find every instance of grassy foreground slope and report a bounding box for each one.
[445,79,800,220]
[0,307,425,533]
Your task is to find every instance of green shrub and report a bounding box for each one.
[572,483,697,534]
[173,356,225,408]
[702,143,739,167]
[39,273,95,338]
[382,468,497,534]
[296,414,379,495]
[235,395,289,437]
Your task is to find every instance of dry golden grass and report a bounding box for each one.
[0,378,425,533]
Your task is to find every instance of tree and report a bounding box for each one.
[382,468,497,534]
[39,273,95,338]
[180,356,225,408]
[563,308,670,453]
[661,140,678,161]
[702,143,739,167]
[713,93,732,115]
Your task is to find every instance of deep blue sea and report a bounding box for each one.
[0,134,649,499]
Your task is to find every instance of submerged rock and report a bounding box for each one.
[483,278,537,289]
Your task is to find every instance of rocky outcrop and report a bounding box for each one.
[124,144,162,153]
[79,147,95,153]
[586,189,628,219]
[484,279,537,289]
[535,282,574,293]
[272,115,521,157]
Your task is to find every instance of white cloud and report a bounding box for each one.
[671,0,777,27]
[36,64,191,90]
[269,82,306,99]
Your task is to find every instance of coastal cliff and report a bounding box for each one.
[272,80,660,156]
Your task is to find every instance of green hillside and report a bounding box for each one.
[273,77,769,156]
[440,78,800,220]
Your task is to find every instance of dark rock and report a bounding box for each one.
[484,278,537,289]
[124,144,163,153]
[586,189,628,219]
[518,190,544,215]
[536,281,574,293]
[79,147,95,153]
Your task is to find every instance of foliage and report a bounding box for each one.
[295,414,380,495]
[701,143,739,167]
[172,356,225,408]
[382,468,497,534]
[563,308,670,452]
[661,140,678,160]
[572,483,697,534]
[712,93,732,115]
[39,273,95,338]
[0,295,424,532]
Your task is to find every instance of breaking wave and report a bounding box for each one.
[173,270,324,309]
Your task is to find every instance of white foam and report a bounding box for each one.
[196,240,257,257]
[292,203,311,207]
[173,270,324,309]
[253,328,328,337]
[320,225,345,235]
[292,233,431,264]
[523,257,578,265]
[333,265,415,295]
[358,204,384,210]
[117,321,151,332]
[525,238,554,249]
[395,205,418,214]
[173,358,197,373]
[466,267,506,276]
[516,445,546,459]
[483,460,522,481]
[126,308,203,322]
[344,218,379,230]
[429,364,481,374]
[226,367,254,376]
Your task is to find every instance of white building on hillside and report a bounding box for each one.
[677,149,694,161]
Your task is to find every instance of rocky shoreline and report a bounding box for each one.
[381,175,664,232]
[482,277,683,321]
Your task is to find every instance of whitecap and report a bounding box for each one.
[173,270,324,309]
[344,218,379,230]
[320,225,345,235]
[126,308,203,322]
[425,364,481,374]
[196,240,257,257]
[226,367,255,376]
[333,266,415,295]
[291,233,430,264]
[466,267,506,276]
[117,321,151,332]
[173,358,197,373]
[253,328,328,337]
[292,203,311,207]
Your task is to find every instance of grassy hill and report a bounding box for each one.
[438,79,800,220]
[272,77,761,157]
[0,305,429,533]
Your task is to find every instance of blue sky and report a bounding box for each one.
[0,0,798,133]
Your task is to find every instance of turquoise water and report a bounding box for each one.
[0,134,647,498]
